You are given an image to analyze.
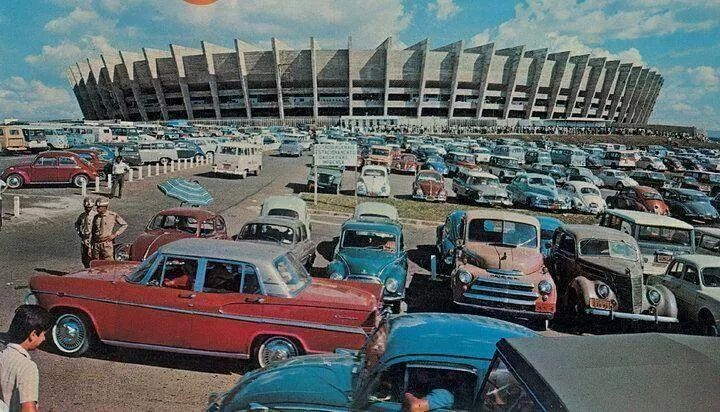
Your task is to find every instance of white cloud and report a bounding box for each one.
[0,76,79,120]
[687,66,720,90]
[25,36,118,75]
[650,65,720,129]
[44,7,107,34]
[428,0,461,21]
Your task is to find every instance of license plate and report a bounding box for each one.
[589,298,612,310]
[657,254,671,263]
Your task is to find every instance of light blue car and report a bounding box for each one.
[506,173,572,211]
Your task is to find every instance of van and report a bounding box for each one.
[20,127,49,153]
[551,147,586,167]
[137,141,179,165]
[39,127,69,149]
[603,150,636,169]
[0,125,28,154]
[213,142,262,178]
[493,145,525,165]
[65,126,112,147]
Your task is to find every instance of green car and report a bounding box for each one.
[307,165,343,194]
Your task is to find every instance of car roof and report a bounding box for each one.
[696,226,720,236]
[563,181,597,189]
[156,208,217,220]
[633,185,660,193]
[362,165,387,172]
[218,142,260,148]
[262,195,307,211]
[465,210,540,227]
[342,218,402,234]
[242,215,303,229]
[158,238,285,261]
[671,253,720,268]
[354,202,399,220]
[499,333,720,411]
[666,187,705,196]
[383,313,536,364]
[464,169,496,178]
[604,210,693,229]
[563,224,637,243]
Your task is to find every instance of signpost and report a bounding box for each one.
[313,143,357,205]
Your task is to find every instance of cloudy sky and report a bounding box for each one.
[0,0,718,130]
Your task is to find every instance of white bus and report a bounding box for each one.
[213,142,262,178]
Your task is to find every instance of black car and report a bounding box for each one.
[629,170,667,189]
[660,187,719,224]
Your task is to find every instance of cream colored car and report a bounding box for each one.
[559,181,606,214]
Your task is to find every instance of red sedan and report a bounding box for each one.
[116,208,229,261]
[29,238,382,368]
[1,151,98,188]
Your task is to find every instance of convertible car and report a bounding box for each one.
[30,239,382,368]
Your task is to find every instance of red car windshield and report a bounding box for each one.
[149,214,200,235]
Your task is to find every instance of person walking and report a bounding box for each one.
[110,156,131,199]
[91,198,127,261]
[0,177,7,232]
[1,305,53,412]
[74,197,97,268]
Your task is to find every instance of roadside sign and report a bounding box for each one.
[314,143,357,167]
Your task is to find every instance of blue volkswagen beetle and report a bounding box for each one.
[328,218,407,313]
[537,216,563,257]
[420,154,449,176]
[207,313,537,412]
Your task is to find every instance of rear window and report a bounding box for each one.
[267,208,299,219]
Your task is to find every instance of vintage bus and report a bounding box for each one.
[213,142,262,178]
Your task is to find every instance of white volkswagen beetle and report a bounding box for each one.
[357,165,391,197]
[559,181,607,214]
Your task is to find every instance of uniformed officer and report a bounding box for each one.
[91,198,128,260]
[74,197,97,268]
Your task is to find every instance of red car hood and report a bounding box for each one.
[66,263,137,282]
[418,179,444,195]
[131,230,195,260]
[294,278,380,311]
[465,243,544,274]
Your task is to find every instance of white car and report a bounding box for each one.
[357,165,391,197]
[559,181,606,214]
[598,169,638,189]
[636,156,667,171]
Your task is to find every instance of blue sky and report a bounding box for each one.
[0,0,718,130]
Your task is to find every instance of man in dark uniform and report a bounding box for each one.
[74,197,97,268]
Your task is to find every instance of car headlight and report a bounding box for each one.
[381,186,388,194]
[416,188,423,195]
[596,283,610,299]
[384,278,399,293]
[538,280,553,295]
[647,288,662,306]
[115,245,130,261]
[457,270,473,284]
[24,292,39,305]
[357,183,366,192]
[329,272,344,280]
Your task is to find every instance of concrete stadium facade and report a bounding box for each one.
[67,37,662,124]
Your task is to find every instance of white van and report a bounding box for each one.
[187,137,220,157]
[213,142,262,178]
[137,141,179,165]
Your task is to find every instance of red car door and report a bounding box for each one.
[188,259,265,355]
[31,155,59,182]
[57,156,79,182]
[110,255,199,349]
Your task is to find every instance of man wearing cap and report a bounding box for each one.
[74,197,97,268]
[91,198,128,261]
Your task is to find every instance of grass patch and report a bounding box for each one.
[301,192,597,225]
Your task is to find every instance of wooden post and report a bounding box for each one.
[13,196,20,217]
[94,177,100,192]
[155,163,160,175]
[163,163,168,174]
[170,161,175,172]
[147,164,152,177]
[138,166,143,180]
[81,182,87,197]
[128,169,134,182]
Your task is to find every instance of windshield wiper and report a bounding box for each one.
[489,242,518,248]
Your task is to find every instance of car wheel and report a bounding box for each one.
[5,173,24,189]
[159,157,170,166]
[73,174,89,188]
[256,336,300,368]
[52,312,93,356]
[615,182,624,190]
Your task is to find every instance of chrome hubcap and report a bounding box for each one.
[260,338,297,367]
[8,176,20,187]
[54,314,86,352]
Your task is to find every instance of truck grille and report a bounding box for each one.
[463,277,538,310]
[319,175,331,184]
[614,276,643,313]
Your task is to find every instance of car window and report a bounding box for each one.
[150,256,198,291]
[199,219,215,237]
[579,239,638,261]
[468,219,538,249]
[637,226,691,246]
[149,214,199,234]
[215,217,226,233]
[202,260,243,293]
[264,254,310,296]
[59,157,76,166]
[481,357,538,411]
[239,222,295,244]
[668,261,685,279]
[267,208,299,219]
[699,234,720,252]
[683,265,700,285]
[34,156,57,166]
[701,267,720,287]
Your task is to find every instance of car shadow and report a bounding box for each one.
[405,274,455,313]
[194,171,243,180]
[406,245,438,272]
[34,268,69,276]
[285,182,308,194]
[315,237,338,263]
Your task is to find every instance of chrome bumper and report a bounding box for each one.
[454,300,553,319]
[585,308,678,323]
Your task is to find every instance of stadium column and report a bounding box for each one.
[607,63,633,122]
[633,72,658,124]
[522,48,548,119]
[448,41,464,118]
[381,37,392,117]
[616,66,642,124]
[67,68,91,120]
[626,68,650,124]
[170,44,197,120]
[643,78,663,124]
[202,41,233,120]
[470,43,494,119]
[234,39,257,119]
[87,58,114,119]
[544,51,570,120]
[411,38,429,118]
[271,37,285,120]
[143,48,171,121]
[347,36,353,116]
[495,45,524,119]
[579,57,606,118]
[595,60,620,120]
[102,53,130,121]
[72,65,98,120]
[310,37,319,120]
[77,62,105,119]
[119,50,149,121]
[563,54,589,119]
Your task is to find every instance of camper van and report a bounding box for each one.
[0,125,28,154]
[213,142,262,178]
[65,126,112,147]
[137,141,179,165]
[493,145,526,165]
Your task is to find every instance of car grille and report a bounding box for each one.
[614,276,643,313]
[319,175,331,184]
[535,198,550,208]
[463,277,538,310]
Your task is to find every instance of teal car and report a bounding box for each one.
[307,165,343,194]
[328,218,407,313]
[207,313,537,412]
[506,173,572,211]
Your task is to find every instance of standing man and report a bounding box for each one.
[1,305,54,412]
[74,197,97,268]
[91,198,128,261]
[0,177,7,232]
[110,155,131,199]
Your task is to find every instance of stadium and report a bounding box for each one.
[67,37,662,126]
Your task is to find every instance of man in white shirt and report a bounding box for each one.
[1,305,53,412]
[110,156,131,199]
[0,178,7,232]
